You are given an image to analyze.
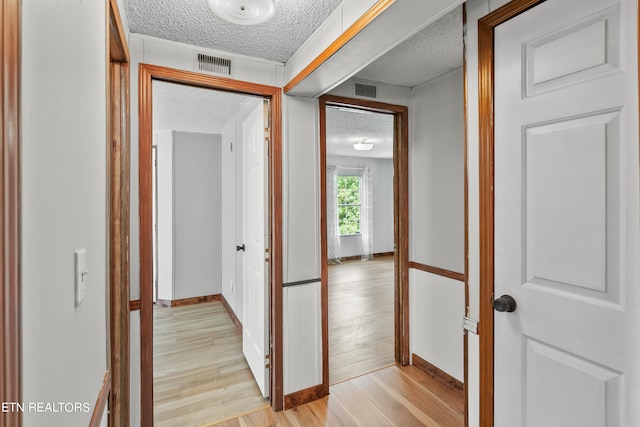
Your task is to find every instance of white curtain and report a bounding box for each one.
[360,166,373,261]
[327,165,341,264]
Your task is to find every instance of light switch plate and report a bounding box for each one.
[75,249,87,306]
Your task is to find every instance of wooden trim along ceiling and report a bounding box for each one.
[138,64,284,424]
[319,94,409,399]
[477,1,546,426]
[408,261,465,283]
[108,0,131,425]
[283,0,396,93]
[0,0,21,426]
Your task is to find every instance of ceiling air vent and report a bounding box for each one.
[196,53,232,76]
[355,83,377,98]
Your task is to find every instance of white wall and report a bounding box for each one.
[173,131,222,299]
[155,131,174,300]
[327,156,394,258]
[155,131,223,300]
[282,95,323,394]
[21,1,108,426]
[410,270,465,380]
[129,34,143,427]
[409,68,465,381]
[410,68,465,273]
[221,120,239,315]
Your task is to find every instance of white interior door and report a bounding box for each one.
[494,0,639,425]
[242,99,270,398]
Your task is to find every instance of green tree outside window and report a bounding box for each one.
[337,175,361,235]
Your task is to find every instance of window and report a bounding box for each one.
[337,175,361,235]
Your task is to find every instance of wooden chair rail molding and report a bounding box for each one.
[408,261,466,283]
[88,371,111,427]
[282,278,321,287]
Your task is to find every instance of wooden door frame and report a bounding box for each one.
[138,64,284,424]
[477,1,548,425]
[107,0,131,425]
[318,94,410,396]
[0,0,21,426]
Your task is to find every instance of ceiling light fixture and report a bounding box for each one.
[353,139,373,151]
[208,0,279,25]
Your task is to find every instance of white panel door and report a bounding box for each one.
[242,99,270,398]
[494,0,639,426]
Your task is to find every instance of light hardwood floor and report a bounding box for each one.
[153,301,268,427]
[153,256,426,426]
[208,364,465,427]
[329,256,395,384]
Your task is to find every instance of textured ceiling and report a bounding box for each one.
[326,106,394,159]
[153,81,260,134]
[143,3,461,150]
[355,5,463,88]
[123,0,343,62]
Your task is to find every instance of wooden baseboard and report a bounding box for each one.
[339,251,394,262]
[221,294,242,333]
[284,384,326,409]
[155,294,221,308]
[412,353,464,394]
[89,371,111,427]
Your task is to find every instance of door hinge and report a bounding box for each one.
[463,317,478,334]
[265,354,271,369]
